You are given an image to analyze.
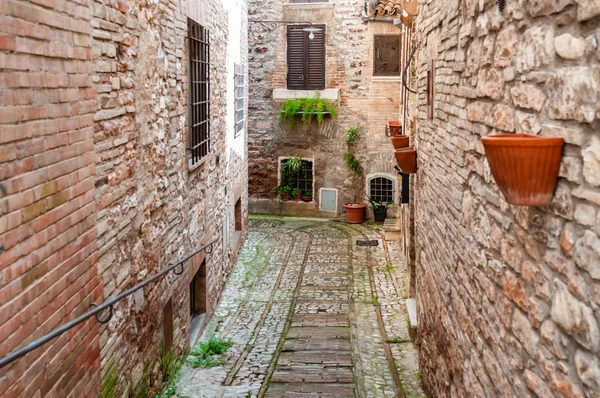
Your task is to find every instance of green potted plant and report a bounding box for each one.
[367,196,393,224]
[301,190,313,202]
[279,91,338,128]
[343,126,366,224]
[291,188,301,201]
[278,186,291,201]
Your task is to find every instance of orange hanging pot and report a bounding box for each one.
[388,121,402,136]
[482,134,564,206]
[391,135,410,150]
[394,147,417,174]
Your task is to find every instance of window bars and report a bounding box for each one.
[235,64,245,136]
[188,19,210,166]
[370,177,394,202]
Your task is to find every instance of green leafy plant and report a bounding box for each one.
[101,359,122,398]
[155,346,183,398]
[284,155,305,174]
[187,337,234,369]
[302,190,312,197]
[279,91,338,127]
[344,152,361,176]
[345,126,360,145]
[277,185,291,195]
[291,188,301,198]
[366,196,393,212]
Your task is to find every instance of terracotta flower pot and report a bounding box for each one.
[394,147,417,174]
[344,203,366,224]
[391,135,410,150]
[281,194,289,201]
[482,134,564,206]
[293,193,301,201]
[301,195,312,202]
[388,121,402,136]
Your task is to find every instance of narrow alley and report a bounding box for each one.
[176,216,424,398]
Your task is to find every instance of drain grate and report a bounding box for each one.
[356,240,378,247]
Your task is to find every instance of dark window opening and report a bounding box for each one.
[188,18,210,166]
[427,60,435,119]
[374,35,401,77]
[163,298,173,351]
[369,177,394,203]
[190,261,206,317]
[235,198,242,232]
[287,25,326,90]
[234,63,245,136]
[281,159,313,192]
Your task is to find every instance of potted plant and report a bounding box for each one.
[279,91,338,128]
[482,134,564,206]
[367,196,393,224]
[301,190,313,202]
[278,186,291,201]
[291,188,301,201]
[343,126,367,223]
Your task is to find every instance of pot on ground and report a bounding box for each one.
[373,209,387,224]
[394,147,417,174]
[482,134,564,206]
[344,203,366,224]
[391,135,410,150]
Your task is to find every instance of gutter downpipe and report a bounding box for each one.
[362,0,398,22]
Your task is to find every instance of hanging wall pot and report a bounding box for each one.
[391,135,410,150]
[388,121,402,136]
[482,134,564,206]
[394,147,417,174]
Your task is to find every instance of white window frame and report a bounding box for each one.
[366,174,397,203]
[234,63,245,137]
[277,156,315,195]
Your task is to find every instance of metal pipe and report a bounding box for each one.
[0,239,217,369]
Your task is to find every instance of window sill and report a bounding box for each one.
[188,153,212,172]
[272,88,340,103]
[372,76,402,82]
[283,3,334,10]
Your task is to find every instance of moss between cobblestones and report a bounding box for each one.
[186,337,234,368]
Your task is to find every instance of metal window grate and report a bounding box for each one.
[235,64,245,136]
[281,159,313,191]
[370,177,394,202]
[188,19,210,166]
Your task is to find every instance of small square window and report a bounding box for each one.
[279,158,313,197]
[369,177,394,203]
[374,35,401,77]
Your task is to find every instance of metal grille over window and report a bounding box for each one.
[369,177,394,202]
[235,64,245,136]
[188,19,210,166]
[281,159,313,191]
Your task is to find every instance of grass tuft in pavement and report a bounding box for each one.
[187,337,234,368]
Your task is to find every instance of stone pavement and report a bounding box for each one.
[176,216,425,398]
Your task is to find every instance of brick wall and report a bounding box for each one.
[412,0,600,396]
[1,0,248,394]
[247,0,403,216]
[0,0,101,396]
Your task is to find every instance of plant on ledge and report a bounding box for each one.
[279,91,338,127]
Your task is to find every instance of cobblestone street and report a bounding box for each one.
[176,216,424,398]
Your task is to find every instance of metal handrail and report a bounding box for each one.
[0,239,217,369]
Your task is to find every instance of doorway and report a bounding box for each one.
[189,260,206,344]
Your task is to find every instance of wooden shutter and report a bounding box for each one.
[374,35,401,76]
[307,26,325,90]
[287,26,306,90]
[287,25,326,90]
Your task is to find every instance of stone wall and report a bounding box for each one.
[0,0,248,395]
[247,0,403,217]
[412,0,600,397]
[0,0,101,396]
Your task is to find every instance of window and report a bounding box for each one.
[188,18,210,166]
[190,261,206,316]
[374,35,401,76]
[287,25,326,90]
[369,177,394,202]
[427,60,435,119]
[280,158,313,192]
[234,64,245,136]
[163,298,173,350]
[234,198,242,232]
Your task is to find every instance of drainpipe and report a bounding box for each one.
[362,0,398,22]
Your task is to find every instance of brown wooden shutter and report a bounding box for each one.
[287,26,306,90]
[307,26,325,90]
[287,25,326,90]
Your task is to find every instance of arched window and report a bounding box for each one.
[369,176,394,202]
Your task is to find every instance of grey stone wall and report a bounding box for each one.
[247,0,403,217]
[412,0,600,397]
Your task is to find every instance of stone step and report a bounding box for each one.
[271,365,354,383]
[283,338,351,352]
[278,350,352,366]
[292,314,349,327]
[286,327,350,340]
[266,382,354,397]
